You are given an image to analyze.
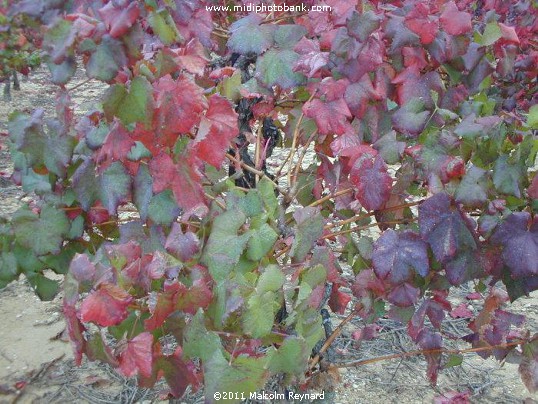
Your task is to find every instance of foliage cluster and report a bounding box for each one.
[0,0,42,98]
[1,0,537,400]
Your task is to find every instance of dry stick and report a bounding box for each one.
[336,339,527,369]
[286,92,316,189]
[204,192,226,210]
[309,305,362,370]
[307,188,354,208]
[67,78,92,92]
[325,200,423,230]
[291,129,318,191]
[261,11,308,24]
[255,125,262,184]
[225,152,286,196]
[322,219,416,239]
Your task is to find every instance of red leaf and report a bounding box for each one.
[450,303,473,319]
[440,2,472,36]
[191,94,238,168]
[118,332,153,378]
[388,283,420,307]
[80,283,133,327]
[148,153,207,214]
[404,4,439,45]
[175,279,213,315]
[328,285,351,314]
[155,348,201,397]
[434,391,470,404]
[528,174,538,199]
[96,122,135,166]
[145,281,180,330]
[344,74,381,119]
[350,154,392,211]
[98,2,140,38]
[153,75,208,137]
[175,38,209,76]
[149,152,176,194]
[63,305,86,365]
[69,253,96,283]
[165,222,200,262]
[172,158,207,215]
[303,98,352,136]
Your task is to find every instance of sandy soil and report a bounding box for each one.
[0,66,537,404]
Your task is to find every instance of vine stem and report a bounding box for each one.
[225,152,286,196]
[325,200,423,230]
[66,78,92,92]
[286,92,316,190]
[307,188,354,208]
[335,339,527,369]
[322,218,416,239]
[290,129,318,193]
[309,305,363,370]
[274,91,316,181]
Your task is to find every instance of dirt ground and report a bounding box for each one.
[0,66,537,404]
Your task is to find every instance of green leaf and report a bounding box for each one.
[243,291,281,338]
[204,351,269,401]
[258,177,278,219]
[273,25,307,49]
[148,9,182,45]
[201,209,249,282]
[228,17,275,54]
[127,141,152,161]
[103,76,154,128]
[444,354,463,368]
[455,166,489,207]
[256,49,305,89]
[480,22,502,46]
[493,155,523,198]
[26,272,59,301]
[72,159,99,211]
[267,336,310,375]
[183,310,223,362]
[247,223,278,261]
[528,104,538,129]
[86,35,127,82]
[257,265,285,293]
[148,189,180,225]
[100,161,132,214]
[0,252,18,287]
[291,207,324,262]
[12,205,70,256]
[134,164,153,221]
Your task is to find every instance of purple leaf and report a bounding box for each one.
[165,223,200,262]
[491,212,538,278]
[373,230,429,284]
[419,193,477,263]
[350,154,392,211]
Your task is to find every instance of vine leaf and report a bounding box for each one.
[86,35,127,82]
[12,205,70,256]
[118,332,153,378]
[103,76,154,128]
[228,14,275,54]
[303,97,352,136]
[419,193,477,263]
[350,154,392,211]
[191,94,238,168]
[373,230,429,284]
[439,1,472,36]
[153,74,207,137]
[256,49,305,89]
[404,3,439,45]
[204,351,269,399]
[491,212,538,278]
[99,161,132,215]
[80,283,133,327]
[98,1,140,38]
[152,348,200,397]
[291,207,324,262]
[165,223,200,262]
